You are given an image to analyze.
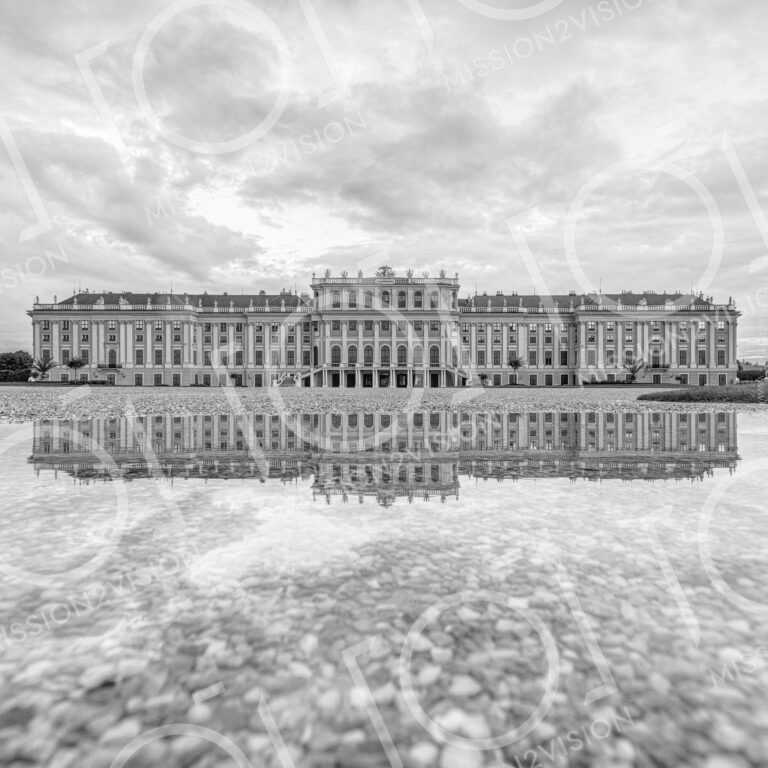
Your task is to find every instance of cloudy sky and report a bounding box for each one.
[1,0,767,357]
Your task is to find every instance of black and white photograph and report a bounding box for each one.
[0,1,767,766]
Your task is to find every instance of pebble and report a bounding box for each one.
[449,675,483,698]
[439,745,483,768]
[409,740,439,767]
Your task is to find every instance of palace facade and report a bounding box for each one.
[28,267,740,387]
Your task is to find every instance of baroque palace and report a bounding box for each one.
[28,266,740,387]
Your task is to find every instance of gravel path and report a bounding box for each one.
[1,386,765,422]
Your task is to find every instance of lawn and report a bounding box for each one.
[637,382,768,403]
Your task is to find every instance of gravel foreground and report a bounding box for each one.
[1,386,766,422]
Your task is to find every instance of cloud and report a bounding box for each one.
[0,0,766,356]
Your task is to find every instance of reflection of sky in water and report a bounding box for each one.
[0,412,764,589]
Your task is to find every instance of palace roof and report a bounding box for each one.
[458,291,718,309]
[57,291,308,309]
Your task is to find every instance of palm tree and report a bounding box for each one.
[31,356,57,379]
[67,357,85,382]
[622,358,646,384]
[507,353,525,384]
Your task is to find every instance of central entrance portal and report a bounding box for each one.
[429,372,440,388]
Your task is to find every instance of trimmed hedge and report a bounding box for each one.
[638,383,768,403]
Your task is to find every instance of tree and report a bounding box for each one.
[31,357,58,378]
[478,372,489,386]
[622,358,646,384]
[67,357,85,381]
[0,350,33,370]
[507,353,525,371]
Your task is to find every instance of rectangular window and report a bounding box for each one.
[381,321,390,332]
[606,349,615,365]
[271,350,279,366]
[172,349,181,365]
[135,349,144,365]
[349,320,357,332]
[493,350,501,366]
[134,373,143,386]
[544,350,552,366]
[587,350,596,366]
[717,349,726,366]
[61,349,70,364]
[80,349,89,363]
[679,349,688,365]
[698,350,706,366]
[529,374,538,386]
[204,351,212,366]
[154,349,163,365]
[528,350,537,366]
[235,350,243,366]
[287,350,295,366]
[154,374,163,386]
[254,350,263,366]
[477,350,485,366]
[560,350,568,366]
[302,350,311,366]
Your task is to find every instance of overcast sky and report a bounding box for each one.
[1,0,767,357]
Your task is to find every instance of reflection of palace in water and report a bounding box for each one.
[30,411,739,504]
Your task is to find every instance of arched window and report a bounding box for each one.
[331,345,341,366]
[364,290,373,308]
[397,291,406,309]
[364,413,374,428]
[331,414,342,429]
[382,291,390,308]
[430,345,440,366]
[349,290,357,308]
[413,345,423,366]
[364,345,374,365]
[397,345,407,365]
[651,349,661,368]
[108,349,117,366]
[430,291,439,309]
[313,346,319,366]
[381,345,391,366]
[414,291,423,309]
[348,414,358,428]
[348,345,358,365]
[331,290,340,308]
[380,414,391,428]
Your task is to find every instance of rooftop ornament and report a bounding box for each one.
[440,269,446,278]
[358,269,363,278]
[407,269,414,278]
[325,269,331,278]
[341,270,348,277]
[376,265,395,277]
